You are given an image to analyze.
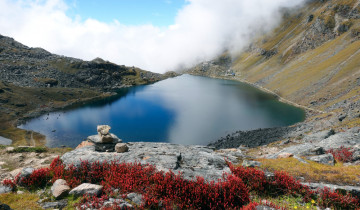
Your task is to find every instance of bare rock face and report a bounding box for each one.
[69,183,103,196]
[61,142,244,181]
[115,143,129,153]
[51,179,70,199]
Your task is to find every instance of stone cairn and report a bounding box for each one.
[86,125,128,153]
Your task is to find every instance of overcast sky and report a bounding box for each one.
[0,0,305,73]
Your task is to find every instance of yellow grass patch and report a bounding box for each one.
[258,157,360,185]
[0,193,42,210]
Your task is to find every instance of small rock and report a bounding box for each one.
[94,143,117,152]
[338,114,347,122]
[40,200,68,209]
[242,160,262,167]
[127,192,143,206]
[17,190,24,194]
[5,147,14,153]
[51,179,70,199]
[0,202,12,210]
[115,143,129,153]
[69,183,103,196]
[277,152,293,159]
[17,167,34,186]
[97,125,111,136]
[307,153,334,165]
[120,202,133,209]
[0,185,13,194]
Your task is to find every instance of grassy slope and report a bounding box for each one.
[232,1,360,118]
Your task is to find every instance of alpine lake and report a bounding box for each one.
[19,75,305,148]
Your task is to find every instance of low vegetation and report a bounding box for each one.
[258,157,360,185]
[1,157,359,209]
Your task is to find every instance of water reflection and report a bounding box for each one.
[19,75,304,147]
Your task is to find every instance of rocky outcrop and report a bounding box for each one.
[0,34,167,91]
[208,127,296,149]
[61,142,244,181]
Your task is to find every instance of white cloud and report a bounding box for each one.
[0,0,305,73]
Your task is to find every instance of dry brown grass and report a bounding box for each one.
[0,193,42,210]
[258,157,360,186]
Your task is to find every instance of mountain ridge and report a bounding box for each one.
[188,0,360,131]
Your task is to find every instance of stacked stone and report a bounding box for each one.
[87,125,122,152]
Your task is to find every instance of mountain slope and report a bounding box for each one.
[0,34,175,146]
[189,0,360,129]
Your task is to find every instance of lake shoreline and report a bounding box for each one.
[18,74,305,148]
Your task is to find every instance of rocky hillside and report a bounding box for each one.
[0,34,176,146]
[188,0,360,130]
[0,34,167,90]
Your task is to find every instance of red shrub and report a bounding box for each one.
[270,171,315,202]
[228,164,267,192]
[317,187,360,209]
[19,168,51,189]
[228,162,315,202]
[327,146,353,163]
[241,202,259,210]
[101,161,156,194]
[143,172,250,209]
[1,178,16,189]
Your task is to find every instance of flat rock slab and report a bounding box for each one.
[61,142,243,181]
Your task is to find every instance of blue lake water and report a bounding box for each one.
[19,75,305,148]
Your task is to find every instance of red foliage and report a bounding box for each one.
[327,146,353,163]
[19,168,51,189]
[240,202,259,210]
[228,163,315,202]
[317,187,360,209]
[49,158,250,209]
[101,161,156,193]
[143,172,250,209]
[228,164,268,192]
[1,178,16,189]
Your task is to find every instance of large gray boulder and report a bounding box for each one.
[61,142,243,181]
[69,183,103,196]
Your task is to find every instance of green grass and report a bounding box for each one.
[9,147,47,153]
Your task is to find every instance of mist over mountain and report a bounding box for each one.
[0,0,305,73]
